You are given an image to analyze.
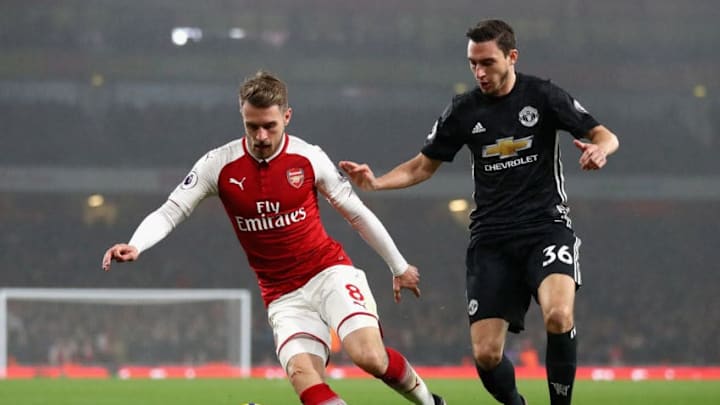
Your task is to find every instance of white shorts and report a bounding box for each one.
[267,265,380,370]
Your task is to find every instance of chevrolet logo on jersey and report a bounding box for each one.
[482,136,533,159]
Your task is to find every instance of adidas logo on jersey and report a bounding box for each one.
[472,122,486,134]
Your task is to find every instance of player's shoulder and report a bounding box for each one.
[285,134,329,160]
[199,139,245,164]
[517,72,566,96]
[442,88,483,120]
[451,87,480,108]
[285,135,338,180]
[212,138,246,158]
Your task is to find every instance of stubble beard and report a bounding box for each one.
[483,68,510,97]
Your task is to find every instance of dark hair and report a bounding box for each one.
[239,70,288,110]
[465,19,516,56]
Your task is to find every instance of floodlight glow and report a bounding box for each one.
[448,199,469,212]
[694,85,707,98]
[87,194,105,208]
[229,28,246,39]
[171,27,203,46]
[172,29,188,46]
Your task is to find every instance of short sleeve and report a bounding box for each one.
[421,100,467,162]
[545,82,600,139]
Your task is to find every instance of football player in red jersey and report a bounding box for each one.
[102,71,446,405]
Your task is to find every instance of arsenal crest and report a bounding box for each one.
[286,168,305,189]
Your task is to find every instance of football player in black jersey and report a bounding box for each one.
[340,19,619,405]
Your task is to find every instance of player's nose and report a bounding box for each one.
[255,129,270,141]
[473,66,485,79]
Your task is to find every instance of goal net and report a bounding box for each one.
[0,288,251,379]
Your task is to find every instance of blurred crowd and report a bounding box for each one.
[2,0,718,371]
[2,98,719,176]
[2,192,718,367]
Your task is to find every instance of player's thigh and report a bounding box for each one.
[314,265,380,340]
[466,242,532,333]
[537,273,576,320]
[526,225,582,292]
[267,290,332,370]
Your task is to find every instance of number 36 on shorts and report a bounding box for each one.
[542,244,574,267]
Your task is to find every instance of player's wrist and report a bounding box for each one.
[390,261,409,277]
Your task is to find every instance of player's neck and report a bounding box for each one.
[496,70,517,97]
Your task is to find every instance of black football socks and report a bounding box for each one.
[476,354,524,405]
[546,327,577,405]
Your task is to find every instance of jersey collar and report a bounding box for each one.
[243,133,288,164]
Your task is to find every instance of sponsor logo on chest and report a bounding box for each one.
[482,136,533,159]
[481,136,538,172]
[234,200,307,232]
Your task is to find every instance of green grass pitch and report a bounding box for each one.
[1,378,719,404]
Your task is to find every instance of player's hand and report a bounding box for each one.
[338,161,378,191]
[102,244,139,272]
[392,265,421,303]
[573,139,607,170]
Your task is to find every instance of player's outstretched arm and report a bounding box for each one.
[339,153,442,191]
[100,200,188,272]
[573,125,619,170]
[102,244,139,271]
[392,264,422,303]
[337,161,378,191]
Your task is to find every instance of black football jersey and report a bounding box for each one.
[421,73,599,240]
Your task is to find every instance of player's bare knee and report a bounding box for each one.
[543,305,574,334]
[349,347,387,376]
[472,342,503,370]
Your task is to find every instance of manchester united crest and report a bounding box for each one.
[518,106,539,127]
[286,168,305,189]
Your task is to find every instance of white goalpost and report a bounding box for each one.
[0,288,252,379]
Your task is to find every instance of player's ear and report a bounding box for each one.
[508,49,518,65]
[284,107,293,125]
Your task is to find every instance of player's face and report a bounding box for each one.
[241,103,292,159]
[467,39,518,97]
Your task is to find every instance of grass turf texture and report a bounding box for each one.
[1,378,719,404]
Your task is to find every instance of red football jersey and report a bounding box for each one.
[168,134,353,306]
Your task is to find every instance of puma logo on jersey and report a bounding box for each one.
[229,177,246,190]
[352,300,367,309]
[471,121,486,134]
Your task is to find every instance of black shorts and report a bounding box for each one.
[465,224,582,333]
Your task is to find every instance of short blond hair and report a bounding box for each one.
[239,70,288,110]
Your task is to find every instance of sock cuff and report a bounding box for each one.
[299,383,338,405]
[548,326,577,341]
[381,347,408,384]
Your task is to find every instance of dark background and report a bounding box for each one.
[1,0,718,367]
